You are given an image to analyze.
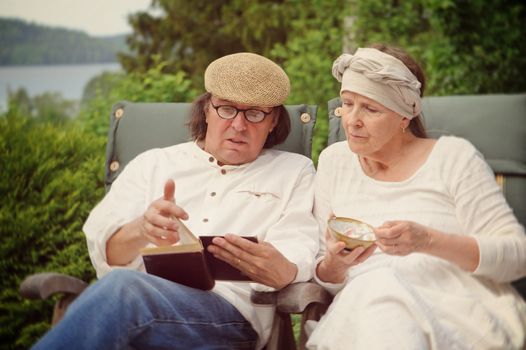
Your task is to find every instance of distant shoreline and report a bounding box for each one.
[0,18,128,66]
[0,62,122,111]
[0,60,120,68]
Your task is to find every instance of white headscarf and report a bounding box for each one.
[332,48,422,119]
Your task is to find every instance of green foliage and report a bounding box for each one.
[120,0,291,86]
[8,88,78,124]
[272,0,346,163]
[6,88,31,117]
[79,59,198,135]
[0,112,105,349]
[0,18,127,65]
[349,0,526,95]
[2,58,196,349]
[5,2,526,349]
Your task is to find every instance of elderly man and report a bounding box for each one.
[31,52,319,350]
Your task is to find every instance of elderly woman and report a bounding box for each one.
[307,44,526,349]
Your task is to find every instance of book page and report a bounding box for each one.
[141,218,202,255]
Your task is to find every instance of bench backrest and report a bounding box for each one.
[104,101,317,190]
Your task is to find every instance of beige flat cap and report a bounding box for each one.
[204,52,290,107]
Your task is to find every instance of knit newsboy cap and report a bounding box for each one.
[204,52,290,107]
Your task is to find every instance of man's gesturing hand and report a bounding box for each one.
[140,179,189,246]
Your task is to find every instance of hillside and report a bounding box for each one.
[0,18,128,65]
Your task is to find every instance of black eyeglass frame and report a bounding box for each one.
[210,101,273,123]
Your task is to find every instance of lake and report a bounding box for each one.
[0,62,122,111]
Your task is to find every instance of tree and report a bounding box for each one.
[272,0,346,161]
[348,0,526,95]
[0,18,125,65]
[8,88,77,124]
[7,88,32,117]
[120,0,292,86]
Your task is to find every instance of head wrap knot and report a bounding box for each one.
[332,48,422,119]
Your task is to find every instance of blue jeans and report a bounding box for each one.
[32,269,258,350]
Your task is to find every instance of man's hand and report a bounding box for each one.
[207,234,297,289]
[140,179,189,246]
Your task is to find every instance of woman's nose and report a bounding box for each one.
[344,106,362,127]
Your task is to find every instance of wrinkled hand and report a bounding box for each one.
[375,220,431,256]
[317,227,376,283]
[207,234,297,289]
[140,179,188,246]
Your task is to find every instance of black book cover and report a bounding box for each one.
[141,219,257,290]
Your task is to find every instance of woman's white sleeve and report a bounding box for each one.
[448,140,526,282]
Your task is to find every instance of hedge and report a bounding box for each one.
[0,112,105,349]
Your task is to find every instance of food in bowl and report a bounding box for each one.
[327,217,376,250]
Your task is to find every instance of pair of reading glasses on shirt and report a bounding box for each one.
[210,101,273,123]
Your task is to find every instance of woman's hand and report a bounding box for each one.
[317,228,377,283]
[207,234,297,289]
[375,220,479,271]
[374,220,431,256]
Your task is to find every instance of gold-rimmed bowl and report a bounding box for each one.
[327,217,376,250]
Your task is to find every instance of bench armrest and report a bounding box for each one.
[251,281,332,313]
[20,272,88,300]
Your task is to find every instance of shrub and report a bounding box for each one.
[0,111,105,349]
[79,60,198,136]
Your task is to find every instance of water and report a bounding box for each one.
[0,62,122,111]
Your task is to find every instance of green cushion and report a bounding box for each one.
[105,100,317,190]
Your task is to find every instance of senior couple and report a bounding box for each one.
[33,46,526,349]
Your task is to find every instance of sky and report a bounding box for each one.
[0,0,155,36]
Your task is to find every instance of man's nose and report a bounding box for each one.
[231,112,248,131]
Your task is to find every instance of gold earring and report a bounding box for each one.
[402,126,406,133]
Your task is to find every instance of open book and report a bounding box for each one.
[141,219,257,290]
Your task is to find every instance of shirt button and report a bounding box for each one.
[210,192,216,197]
[208,156,214,162]
[203,218,209,223]
[221,169,227,175]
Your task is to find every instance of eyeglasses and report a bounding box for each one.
[210,101,272,123]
